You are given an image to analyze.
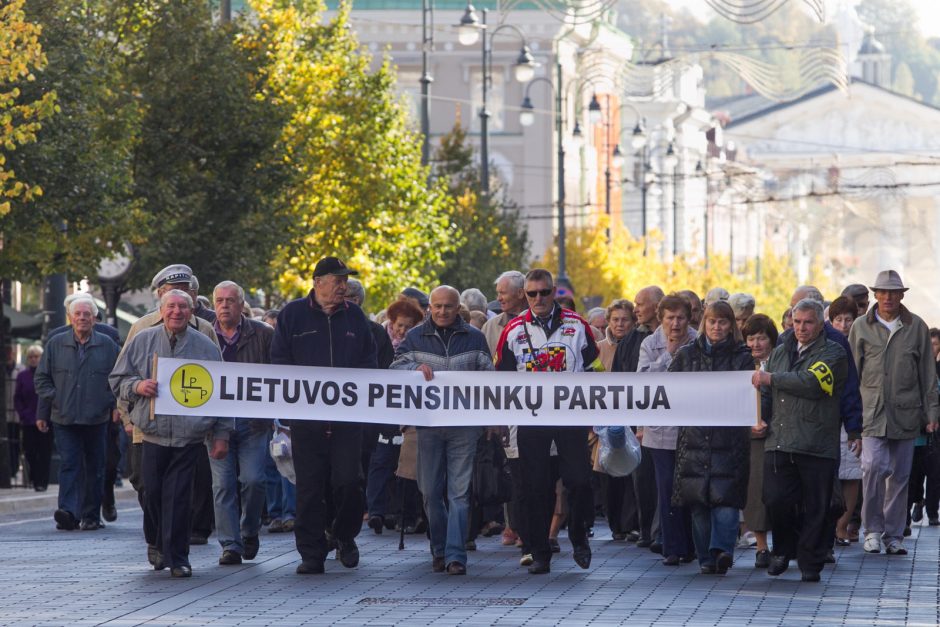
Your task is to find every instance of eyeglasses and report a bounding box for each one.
[526,288,553,298]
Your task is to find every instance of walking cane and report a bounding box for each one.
[398,477,406,551]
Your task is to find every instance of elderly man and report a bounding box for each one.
[210,281,274,566]
[729,293,756,333]
[677,290,703,329]
[35,296,120,531]
[110,290,232,578]
[121,264,221,547]
[842,284,870,318]
[391,286,494,575]
[271,256,377,575]
[495,268,601,574]
[849,270,940,555]
[481,271,527,354]
[754,298,850,582]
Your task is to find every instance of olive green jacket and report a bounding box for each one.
[761,331,848,460]
[849,304,940,439]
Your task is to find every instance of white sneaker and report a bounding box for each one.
[885,541,908,555]
[863,534,882,553]
[520,553,534,566]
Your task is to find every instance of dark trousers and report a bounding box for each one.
[633,445,658,542]
[293,421,363,563]
[54,422,107,523]
[908,439,940,520]
[605,475,635,535]
[190,446,214,540]
[507,457,529,551]
[21,424,53,489]
[128,441,158,545]
[517,426,592,562]
[102,421,121,509]
[650,447,694,558]
[366,441,399,518]
[7,422,20,479]
[141,442,201,569]
[764,451,837,575]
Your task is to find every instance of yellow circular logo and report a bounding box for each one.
[170,363,214,408]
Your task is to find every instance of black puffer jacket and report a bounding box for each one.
[670,335,754,509]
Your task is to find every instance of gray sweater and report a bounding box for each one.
[109,325,232,447]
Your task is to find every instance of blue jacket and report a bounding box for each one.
[271,290,377,370]
[778,321,862,437]
[390,316,493,372]
[35,330,119,426]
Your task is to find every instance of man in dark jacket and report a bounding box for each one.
[754,298,850,582]
[271,257,378,575]
[610,285,663,549]
[210,281,274,566]
[35,296,120,531]
[391,286,494,575]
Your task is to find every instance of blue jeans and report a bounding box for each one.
[416,426,482,565]
[689,504,739,567]
[264,449,295,521]
[54,422,107,523]
[649,447,693,558]
[208,421,269,554]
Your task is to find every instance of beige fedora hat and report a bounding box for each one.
[869,269,908,292]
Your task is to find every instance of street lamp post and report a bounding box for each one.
[458,3,537,197]
[668,142,678,257]
[420,0,434,167]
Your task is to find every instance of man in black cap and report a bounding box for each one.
[271,256,378,574]
[841,284,870,318]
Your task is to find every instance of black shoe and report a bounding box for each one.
[903,526,912,537]
[755,549,771,569]
[54,509,77,531]
[296,560,325,574]
[80,519,104,531]
[767,555,790,576]
[700,564,716,574]
[219,550,242,565]
[337,539,359,568]
[649,541,663,555]
[626,531,641,542]
[189,535,208,546]
[801,570,821,582]
[573,542,592,569]
[102,506,117,523]
[35,485,48,492]
[148,546,166,571]
[432,556,446,573]
[528,559,550,574]
[912,502,924,523]
[413,518,428,534]
[268,519,285,533]
[549,538,560,553]
[680,554,696,563]
[662,554,680,566]
[368,515,384,535]
[243,535,260,560]
[170,565,192,578]
[715,552,733,575]
[824,550,836,564]
[465,540,477,551]
[446,561,467,575]
[384,516,398,531]
[930,518,940,527]
[611,532,627,541]
[635,537,652,548]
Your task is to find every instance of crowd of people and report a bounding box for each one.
[12,257,940,583]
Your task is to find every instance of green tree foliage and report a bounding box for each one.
[248,0,457,307]
[4,0,143,282]
[432,121,528,297]
[126,0,287,292]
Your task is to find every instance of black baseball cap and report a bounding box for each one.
[313,256,358,278]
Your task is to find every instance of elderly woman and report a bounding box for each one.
[729,293,756,333]
[741,314,779,567]
[670,300,755,575]
[828,296,862,544]
[15,345,52,492]
[597,300,636,372]
[638,293,698,565]
[460,288,490,317]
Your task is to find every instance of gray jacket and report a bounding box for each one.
[391,317,494,373]
[638,326,698,450]
[110,325,232,447]
[35,330,119,426]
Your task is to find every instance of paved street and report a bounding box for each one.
[1,496,939,627]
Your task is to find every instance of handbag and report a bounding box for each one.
[473,436,513,506]
[269,420,296,484]
[595,426,642,477]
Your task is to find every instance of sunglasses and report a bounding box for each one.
[526,288,553,298]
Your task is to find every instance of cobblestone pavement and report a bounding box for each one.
[1,504,938,626]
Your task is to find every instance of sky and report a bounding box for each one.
[666,0,940,38]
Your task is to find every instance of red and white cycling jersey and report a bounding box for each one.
[494,307,602,373]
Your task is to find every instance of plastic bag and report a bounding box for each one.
[594,426,641,477]
[269,421,296,484]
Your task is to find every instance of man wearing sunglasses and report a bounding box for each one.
[494,268,602,574]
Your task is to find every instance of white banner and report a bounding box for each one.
[153,358,758,427]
